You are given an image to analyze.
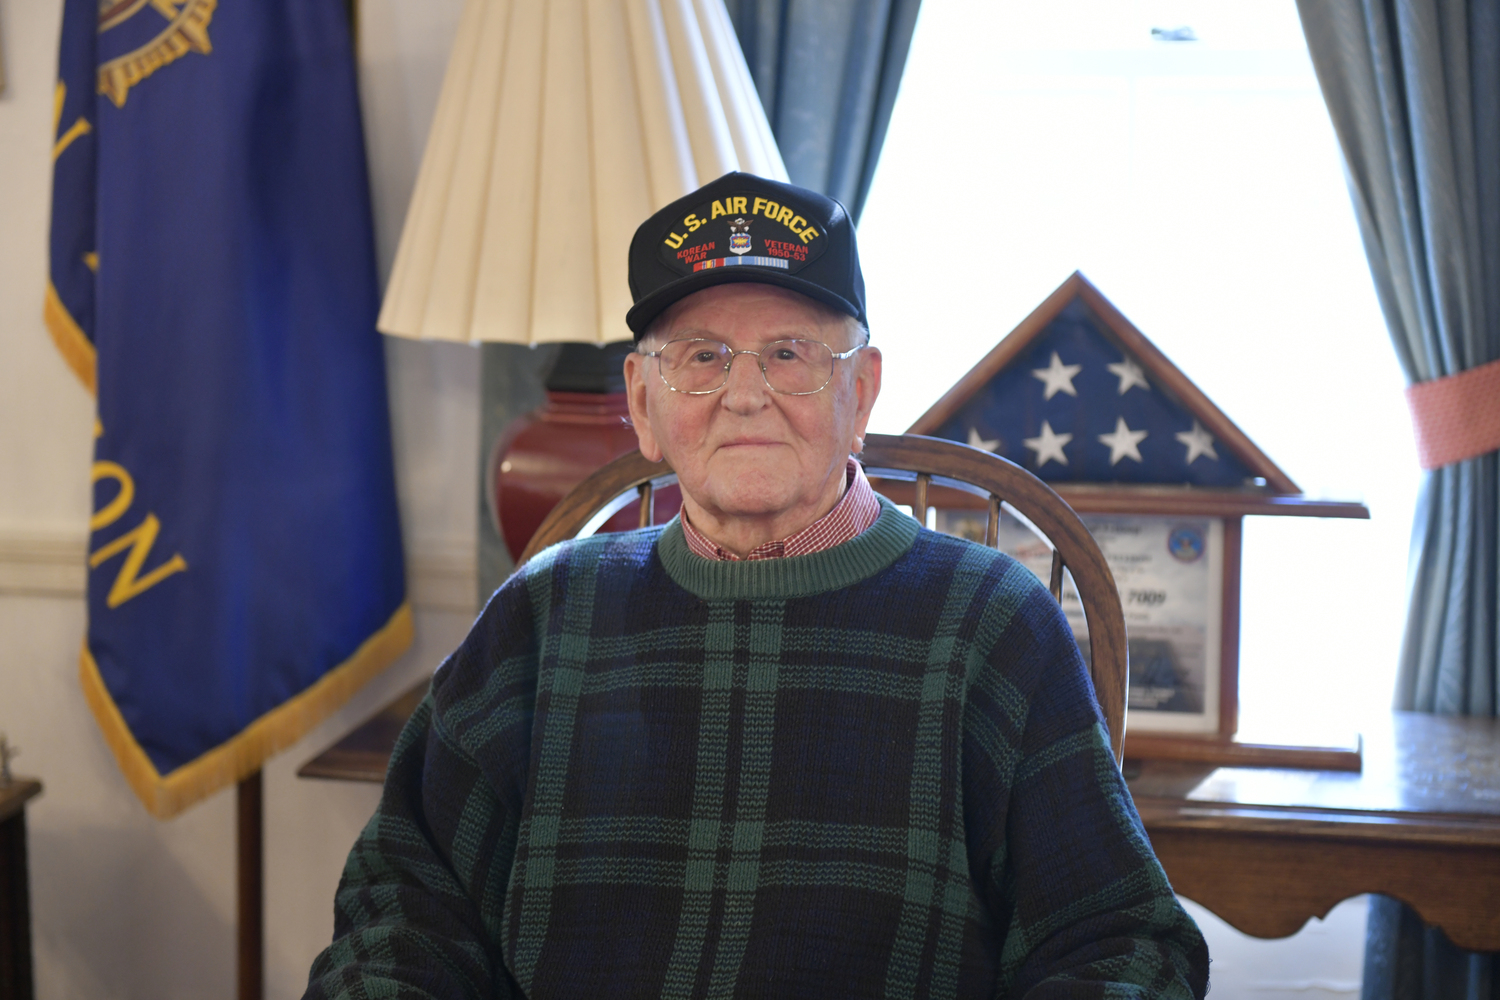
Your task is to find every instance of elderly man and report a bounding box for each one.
[306,174,1208,999]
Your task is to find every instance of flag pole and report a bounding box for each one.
[235,7,348,998]
[237,770,263,1000]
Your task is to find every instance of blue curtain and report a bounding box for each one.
[1295,0,1500,995]
[723,0,923,221]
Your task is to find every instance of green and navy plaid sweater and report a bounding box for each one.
[307,499,1208,999]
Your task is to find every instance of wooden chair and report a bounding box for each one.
[519,432,1128,763]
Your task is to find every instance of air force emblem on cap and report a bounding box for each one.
[659,193,827,277]
[729,218,752,255]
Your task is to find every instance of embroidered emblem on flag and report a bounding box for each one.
[97,0,217,108]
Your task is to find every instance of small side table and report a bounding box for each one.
[1128,713,1500,950]
[0,779,41,1000]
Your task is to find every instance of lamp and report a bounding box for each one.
[378,0,788,558]
[377,0,787,345]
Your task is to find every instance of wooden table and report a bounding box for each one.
[0,778,41,1000]
[1128,712,1500,951]
[303,695,1500,952]
[299,683,428,782]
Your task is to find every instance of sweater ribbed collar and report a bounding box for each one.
[656,496,920,601]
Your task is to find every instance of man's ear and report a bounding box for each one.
[622,349,664,462]
[849,345,882,451]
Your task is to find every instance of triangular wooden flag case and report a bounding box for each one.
[883,273,1369,770]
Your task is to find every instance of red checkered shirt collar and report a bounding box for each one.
[679,458,882,561]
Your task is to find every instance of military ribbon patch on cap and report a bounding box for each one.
[658,193,828,276]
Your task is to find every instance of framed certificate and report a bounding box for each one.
[936,510,1231,736]
[903,272,1367,766]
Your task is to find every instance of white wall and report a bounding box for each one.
[0,0,477,997]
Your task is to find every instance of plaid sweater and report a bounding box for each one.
[307,499,1208,999]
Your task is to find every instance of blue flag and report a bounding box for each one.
[48,0,410,817]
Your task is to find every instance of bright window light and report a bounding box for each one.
[859,0,1420,739]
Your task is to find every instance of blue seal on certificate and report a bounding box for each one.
[1167,526,1206,563]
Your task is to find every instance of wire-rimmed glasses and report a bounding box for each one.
[643,338,864,395]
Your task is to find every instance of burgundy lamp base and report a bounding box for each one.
[489,345,681,561]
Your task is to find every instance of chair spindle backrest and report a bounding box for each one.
[518,433,1128,763]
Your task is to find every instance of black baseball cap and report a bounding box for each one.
[625,172,867,338]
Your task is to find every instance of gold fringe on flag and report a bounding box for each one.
[79,602,414,818]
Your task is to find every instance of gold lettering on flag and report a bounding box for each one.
[89,459,188,608]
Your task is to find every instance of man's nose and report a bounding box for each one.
[720,351,768,410]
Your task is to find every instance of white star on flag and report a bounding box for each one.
[1106,357,1150,395]
[1098,417,1148,465]
[1023,421,1072,467]
[1031,352,1082,400]
[967,427,1000,452]
[1175,420,1218,463]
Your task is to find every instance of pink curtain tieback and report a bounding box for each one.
[1405,356,1500,469]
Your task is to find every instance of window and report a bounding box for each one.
[859,0,1420,739]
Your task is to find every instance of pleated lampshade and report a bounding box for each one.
[377,0,789,344]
